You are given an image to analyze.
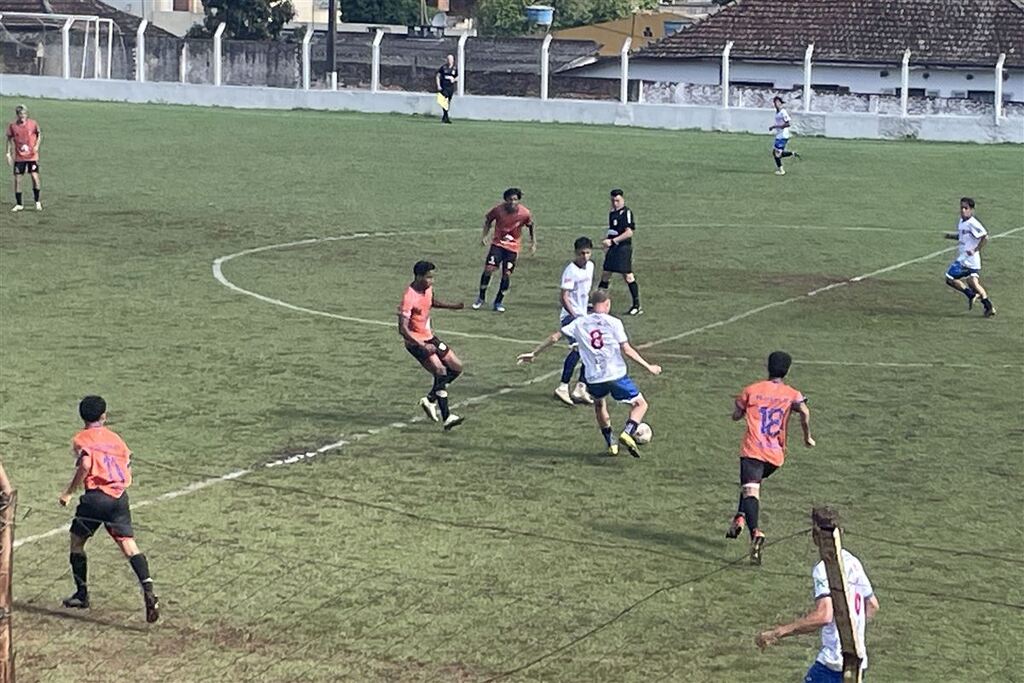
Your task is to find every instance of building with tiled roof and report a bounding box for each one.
[568,0,1024,102]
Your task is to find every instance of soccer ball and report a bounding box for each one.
[634,422,652,444]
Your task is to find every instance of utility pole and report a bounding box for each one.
[327,0,338,88]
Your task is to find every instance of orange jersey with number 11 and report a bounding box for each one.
[72,425,133,498]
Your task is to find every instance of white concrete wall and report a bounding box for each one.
[580,58,1024,101]
[1,74,1020,143]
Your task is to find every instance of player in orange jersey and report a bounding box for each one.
[474,188,535,313]
[399,261,466,430]
[4,104,42,211]
[725,351,814,565]
[58,395,159,622]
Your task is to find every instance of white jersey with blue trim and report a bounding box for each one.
[560,313,629,384]
[956,216,987,270]
[812,549,874,672]
[559,260,594,320]
[774,109,791,139]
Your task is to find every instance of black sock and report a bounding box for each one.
[33,187,40,202]
[780,151,793,158]
[963,287,976,300]
[600,426,613,446]
[561,349,580,384]
[15,192,22,206]
[627,280,640,308]
[739,496,760,537]
[478,272,491,300]
[982,297,992,310]
[577,363,586,384]
[494,277,510,304]
[70,552,88,597]
[129,553,153,590]
[624,419,639,436]
[432,376,450,419]
[773,155,782,168]
[444,367,461,384]
[598,280,609,290]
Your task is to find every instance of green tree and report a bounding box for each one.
[477,0,658,36]
[340,0,421,25]
[188,0,296,40]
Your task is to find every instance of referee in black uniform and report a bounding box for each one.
[599,188,642,315]
[435,54,458,124]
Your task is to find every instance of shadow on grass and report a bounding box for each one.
[15,601,149,633]
[589,522,729,562]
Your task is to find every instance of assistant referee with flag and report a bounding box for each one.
[435,54,458,124]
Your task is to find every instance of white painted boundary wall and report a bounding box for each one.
[2,75,1021,144]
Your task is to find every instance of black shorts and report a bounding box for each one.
[740,457,779,485]
[485,245,517,272]
[13,160,38,175]
[405,336,451,363]
[70,489,134,539]
[603,246,633,274]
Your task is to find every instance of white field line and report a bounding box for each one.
[15,225,1020,549]
[654,352,1022,370]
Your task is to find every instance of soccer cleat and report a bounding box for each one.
[626,306,643,316]
[607,443,619,456]
[968,292,980,310]
[472,298,484,310]
[725,514,745,539]
[11,204,24,212]
[618,431,641,458]
[775,168,786,176]
[984,305,997,318]
[442,414,464,431]
[144,589,160,623]
[571,382,594,405]
[62,593,90,609]
[493,303,506,313]
[750,531,766,566]
[793,151,802,160]
[554,383,574,406]
[35,201,42,211]
[419,396,440,422]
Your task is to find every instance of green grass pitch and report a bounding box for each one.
[1,99,1022,682]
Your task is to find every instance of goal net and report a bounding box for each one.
[0,12,125,79]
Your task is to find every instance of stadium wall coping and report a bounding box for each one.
[1,75,1021,144]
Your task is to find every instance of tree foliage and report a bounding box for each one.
[477,0,658,36]
[340,0,421,25]
[188,0,296,40]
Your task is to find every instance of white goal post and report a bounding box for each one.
[0,12,115,79]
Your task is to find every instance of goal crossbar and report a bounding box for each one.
[0,11,115,79]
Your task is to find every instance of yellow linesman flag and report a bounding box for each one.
[436,92,450,111]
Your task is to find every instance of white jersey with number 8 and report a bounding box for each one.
[561,312,629,384]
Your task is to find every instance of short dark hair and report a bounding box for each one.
[574,236,593,251]
[960,197,975,208]
[812,505,841,532]
[590,290,610,306]
[610,188,624,198]
[413,260,436,277]
[15,105,26,114]
[79,395,106,423]
[767,351,792,379]
[772,95,784,104]
[503,188,522,201]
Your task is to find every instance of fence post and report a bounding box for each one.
[301,24,313,90]
[457,33,468,97]
[180,42,188,83]
[619,37,631,104]
[803,43,814,112]
[540,33,553,101]
[93,18,101,79]
[106,19,113,78]
[61,17,73,79]
[0,491,16,683]
[213,22,225,86]
[371,28,384,93]
[900,48,911,117]
[721,40,733,108]
[136,19,148,82]
[994,53,1005,125]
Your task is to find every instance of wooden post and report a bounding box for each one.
[0,489,16,683]
[815,514,864,683]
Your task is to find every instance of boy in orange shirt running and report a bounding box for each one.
[59,395,160,622]
[474,188,535,313]
[726,351,814,565]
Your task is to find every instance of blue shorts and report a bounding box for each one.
[587,376,640,403]
[945,261,979,280]
[804,661,865,683]
[773,138,789,150]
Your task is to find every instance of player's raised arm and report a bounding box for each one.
[795,400,815,447]
[516,331,562,364]
[620,342,661,375]
[432,296,464,310]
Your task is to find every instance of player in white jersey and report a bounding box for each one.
[517,290,662,457]
[944,196,996,317]
[770,96,800,175]
[554,237,596,406]
[756,507,879,683]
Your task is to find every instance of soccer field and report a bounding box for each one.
[2,99,1022,682]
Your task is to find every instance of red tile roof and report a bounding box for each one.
[638,0,1024,67]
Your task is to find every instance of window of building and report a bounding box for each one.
[811,84,851,94]
[173,0,191,11]
[967,90,995,103]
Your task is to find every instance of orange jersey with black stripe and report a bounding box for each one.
[736,379,805,466]
[486,203,533,253]
[399,284,433,342]
[72,425,132,498]
[6,118,40,161]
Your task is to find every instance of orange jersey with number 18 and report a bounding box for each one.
[72,425,133,498]
[736,379,805,466]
